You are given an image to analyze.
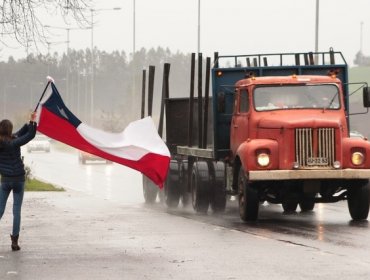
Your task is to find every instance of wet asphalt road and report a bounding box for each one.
[15,145,370,279]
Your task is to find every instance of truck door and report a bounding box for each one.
[230,88,250,155]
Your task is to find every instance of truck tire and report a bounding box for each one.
[238,167,259,221]
[299,201,315,212]
[179,160,190,207]
[299,194,315,212]
[165,160,181,208]
[210,161,226,213]
[191,161,210,213]
[143,175,158,204]
[282,202,298,212]
[347,181,370,220]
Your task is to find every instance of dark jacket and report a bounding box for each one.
[0,122,37,181]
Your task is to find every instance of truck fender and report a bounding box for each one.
[237,139,279,171]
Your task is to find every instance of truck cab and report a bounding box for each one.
[214,52,370,221]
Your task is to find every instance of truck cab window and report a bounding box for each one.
[254,84,340,111]
[239,89,249,113]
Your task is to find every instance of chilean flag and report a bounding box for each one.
[36,82,170,187]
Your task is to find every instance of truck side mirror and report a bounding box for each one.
[363,86,370,107]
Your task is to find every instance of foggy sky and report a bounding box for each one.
[1,0,370,66]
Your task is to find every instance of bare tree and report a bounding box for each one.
[0,0,91,49]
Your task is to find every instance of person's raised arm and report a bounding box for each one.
[13,112,37,137]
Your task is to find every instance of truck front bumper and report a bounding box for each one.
[249,169,370,181]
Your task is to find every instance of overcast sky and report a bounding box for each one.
[1,0,370,66]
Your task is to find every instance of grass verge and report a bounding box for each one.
[25,178,65,192]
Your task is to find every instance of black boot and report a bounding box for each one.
[10,234,21,251]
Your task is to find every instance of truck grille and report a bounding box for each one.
[295,128,335,168]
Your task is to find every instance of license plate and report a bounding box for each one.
[306,157,328,166]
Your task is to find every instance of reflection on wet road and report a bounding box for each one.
[23,147,143,205]
[157,200,370,261]
[23,145,370,264]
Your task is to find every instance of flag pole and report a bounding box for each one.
[33,80,52,112]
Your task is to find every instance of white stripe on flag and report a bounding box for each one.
[77,117,170,161]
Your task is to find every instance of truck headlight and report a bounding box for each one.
[257,152,270,167]
[351,152,364,166]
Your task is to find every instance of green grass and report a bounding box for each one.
[25,178,64,192]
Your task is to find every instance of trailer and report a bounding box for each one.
[143,49,370,222]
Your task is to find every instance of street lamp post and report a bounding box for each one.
[46,40,67,75]
[44,25,90,106]
[315,0,319,63]
[30,82,44,109]
[133,0,136,56]
[89,7,121,125]
[3,85,16,118]
[90,9,95,125]
[197,0,200,56]
[360,21,364,53]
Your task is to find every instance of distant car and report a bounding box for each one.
[78,151,112,164]
[27,134,51,153]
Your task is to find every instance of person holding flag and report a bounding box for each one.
[0,112,37,251]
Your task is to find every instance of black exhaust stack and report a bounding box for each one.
[202,57,211,149]
[148,65,155,117]
[158,63,170,138]
[141,68,146,118]
[197,53,203,148]
[188,53,196,147]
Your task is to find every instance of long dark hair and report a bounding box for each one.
[0,119,13,141]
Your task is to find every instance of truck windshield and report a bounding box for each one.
[254,84,340,111]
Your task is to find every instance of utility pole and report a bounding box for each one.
[360,21,364,53]
[315,0,319,63]
[197,0,200,56]
[89,7,122,125]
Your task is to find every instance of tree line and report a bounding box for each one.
[0,47,193,131]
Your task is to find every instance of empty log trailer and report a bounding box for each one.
[142,49,370,222]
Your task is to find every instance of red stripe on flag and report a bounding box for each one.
[37,107,169,187]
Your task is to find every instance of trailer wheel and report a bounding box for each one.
[143,175,158,204]
[347,181,370,220]
[158,188,165,203]
[180,160,190,207]
[165,160,181,208]
[210,161,226,213]
[191,161,210,213]
[238,167,259,221]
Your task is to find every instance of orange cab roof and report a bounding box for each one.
[235,75,341,87]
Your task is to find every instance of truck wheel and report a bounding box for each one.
[143,175,158,204]
[347,181,370,220]
[180,160,190,207]
[210,161,226,213]
[165,160,181,208]
[299,201,315,212]
[282,202,298,212]
[191,161,210,213]
[238,167,259,221]
[299,194,315,212]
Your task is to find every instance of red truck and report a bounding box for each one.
[143,49,370,222]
